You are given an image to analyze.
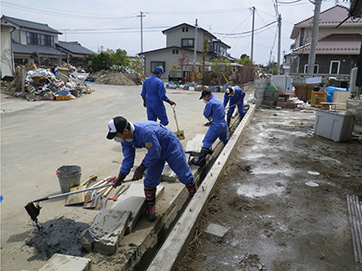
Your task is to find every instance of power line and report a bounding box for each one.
[214,20,277,37]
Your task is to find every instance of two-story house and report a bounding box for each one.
[288,5,362,82]
[0,16,94,77]
[139,23,232,81]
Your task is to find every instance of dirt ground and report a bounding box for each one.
[178,108,362,271]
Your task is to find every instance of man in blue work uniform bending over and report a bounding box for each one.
[107,116,197,221]
[192,90,229,167]
[224,86,246,126]
[141,66,175,126]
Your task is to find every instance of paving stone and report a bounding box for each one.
[204,223,229,238]
[161,162,177,182]
[38,253,92,271]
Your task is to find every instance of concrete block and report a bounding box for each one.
[161,162,177,182]
[91,210,131,255]
[38,253,92,271]
[205,223,229,238]
[112,183,164,234]
[185,134,204,155]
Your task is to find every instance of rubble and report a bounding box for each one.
[93,70,137,86]
[1,64,92,102]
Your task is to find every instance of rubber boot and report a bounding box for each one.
[144,186,156,221]
[186,181,197,196]
[192,147,209,167]
[227,116,232,127]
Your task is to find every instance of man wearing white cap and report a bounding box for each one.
[141,66,175,126]
[106,116,197,221]
[224,86,246,126]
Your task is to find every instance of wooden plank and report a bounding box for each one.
[332,90,350,110]
[147,104,256,271]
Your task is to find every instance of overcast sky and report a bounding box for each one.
[1,0,350,65]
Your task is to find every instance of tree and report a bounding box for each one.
[237,54,252,66]
[210,58,231,85]
[89,48,130,72]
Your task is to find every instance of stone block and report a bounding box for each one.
[38,253,92,271]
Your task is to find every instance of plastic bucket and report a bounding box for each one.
[56,165,81,193]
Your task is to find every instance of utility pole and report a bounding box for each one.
[277,13,281,75]
[307,0,321,75]
[138,11,146,53]
[251,6,255,64]
[193,19,198,73]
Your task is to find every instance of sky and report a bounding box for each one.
[1,0,351,65]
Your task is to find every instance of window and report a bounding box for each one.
[304,64,319,74]
[26,32,54,46]
[150,61,166,74]
[172,49,179,54]
[181,38,194,48]
[329,61,340,75]
[27,32,39,45]
[182,27,188,32]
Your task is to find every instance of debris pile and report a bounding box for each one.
[2,64,92,101]
[93,70,137,86]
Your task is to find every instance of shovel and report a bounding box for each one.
[171,104,185,140]
[95,186,114,210]
[64,174,97,206]
[83,177,115,209]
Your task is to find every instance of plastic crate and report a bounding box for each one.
[311,91,326,107]
[56,95,71,101]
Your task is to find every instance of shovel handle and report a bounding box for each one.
[171,104,181,132]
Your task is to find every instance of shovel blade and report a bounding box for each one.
[175,130,185,140]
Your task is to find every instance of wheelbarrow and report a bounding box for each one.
[171,104,185,140]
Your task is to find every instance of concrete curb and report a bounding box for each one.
[147,104,256,271]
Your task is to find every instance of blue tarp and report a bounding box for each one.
[326,86,347,103]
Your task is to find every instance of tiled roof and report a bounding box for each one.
[57,41,95,55]
[292,34,362,54]
[295,5,362,27]
[2,15,62,34]
[12,41,66,56]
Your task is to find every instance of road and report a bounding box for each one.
[1,84,224,270]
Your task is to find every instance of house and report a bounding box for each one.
[287,5,362,83]
[56,41,95,67]
[1,18,17,79]
[138,23,233,81]
[0,15,95,78]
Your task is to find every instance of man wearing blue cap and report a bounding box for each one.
[141,66,175,126]
[107,116,197,221]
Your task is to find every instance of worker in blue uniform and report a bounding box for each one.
[224,86,246,126]
[192,90,229,167]
[141,66,175,126]
[106,116,197,221]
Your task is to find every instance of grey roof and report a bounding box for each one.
[295,5,362,26]
[292,34,362,55]
[57,41,95,55]
[13,41,66,56]
[1,15,62,34]
[138,46,201,56]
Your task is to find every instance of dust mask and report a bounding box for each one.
[114,137,123,143]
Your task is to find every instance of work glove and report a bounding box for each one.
[168,100,176,106]
[143,99,147,108]
[133,164,147,180]
[113,172,126,188]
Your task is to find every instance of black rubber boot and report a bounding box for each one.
[227,116,232,126]
[192,148,209,167]
[186,181,197,196]
[144,186,156,221]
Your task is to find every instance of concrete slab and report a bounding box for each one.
[90,210,131,255]
[161,162,177,182]
[205,223,229,238]
[38,253,92,271]
[185,134,205,155]
[112,184,164,234]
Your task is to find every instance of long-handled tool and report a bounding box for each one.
[64,174,97,206]
[25,178,135,225]
[171,104,185,140]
